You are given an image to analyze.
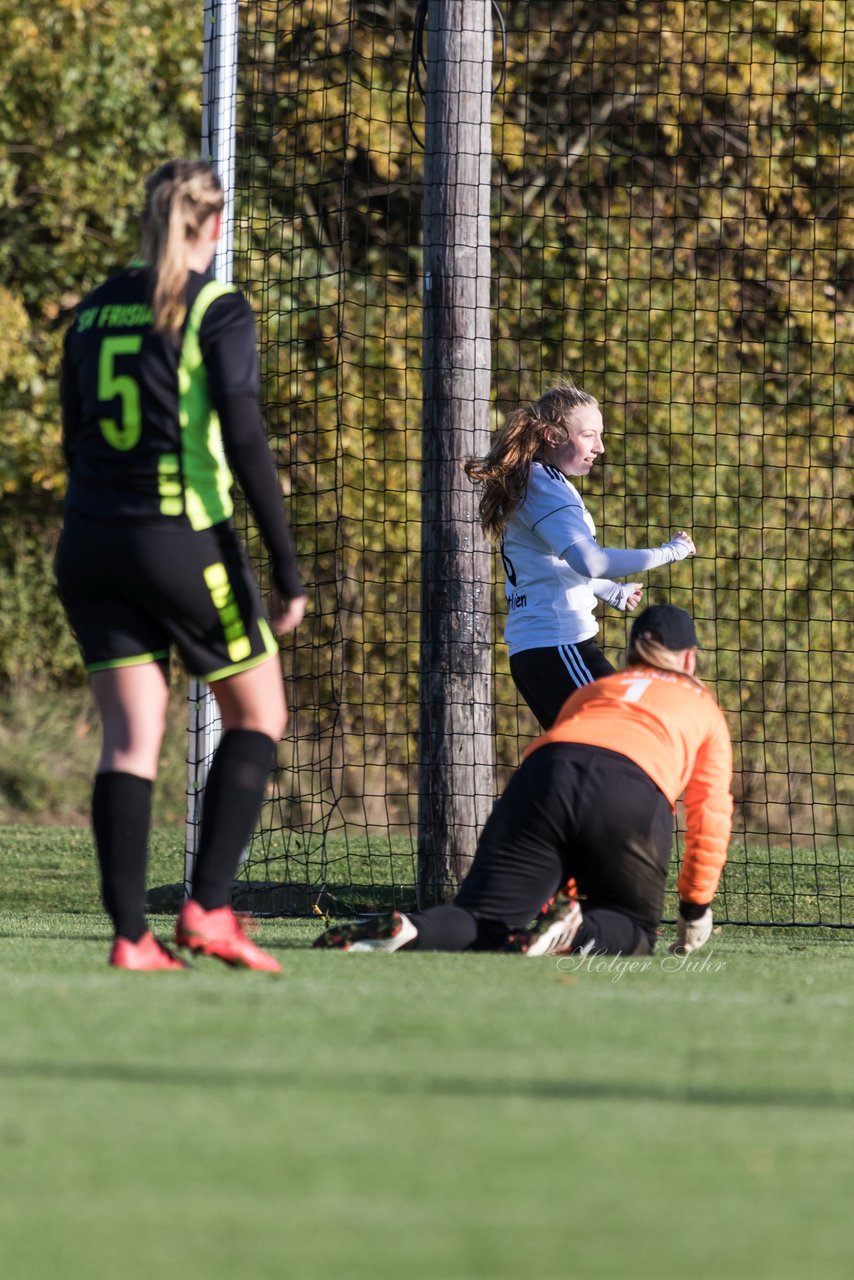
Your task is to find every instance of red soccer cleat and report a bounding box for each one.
[109,931,188,971]
[175,900,282,973]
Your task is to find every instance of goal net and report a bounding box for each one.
[190,0,853,927]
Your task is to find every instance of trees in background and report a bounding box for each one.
[236,0,850,831]
[0,0,200,684]
[3,0,851,836]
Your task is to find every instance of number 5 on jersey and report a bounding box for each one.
[98,335,143,450]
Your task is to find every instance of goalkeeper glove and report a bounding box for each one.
[661,532,696,562]
[669,902,713,955]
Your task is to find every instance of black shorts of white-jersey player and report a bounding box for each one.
[465,385,697,728]
[56,159,307,973]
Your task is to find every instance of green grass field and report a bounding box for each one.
[2,827,854,1280]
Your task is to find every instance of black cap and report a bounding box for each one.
[629,604,700,651]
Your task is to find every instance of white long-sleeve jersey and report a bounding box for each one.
[501,462,678,655]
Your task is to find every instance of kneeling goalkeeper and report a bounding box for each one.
[315,605,733,957]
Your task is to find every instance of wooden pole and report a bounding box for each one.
[418,0,495,904]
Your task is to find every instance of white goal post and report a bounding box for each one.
[185,0,240,895]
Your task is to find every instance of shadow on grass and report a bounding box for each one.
[0,1058,852,1112]
[0,934,114,946]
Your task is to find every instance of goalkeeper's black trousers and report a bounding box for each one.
[408,742,673,955]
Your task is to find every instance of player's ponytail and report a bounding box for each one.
[626,634,696,675]
[464,381,598,539]
[140,160,225,337]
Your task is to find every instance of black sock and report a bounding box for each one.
[91,772,153,942]
[408,905,481,951]
[192,730,277,910]
[573,908,652,956]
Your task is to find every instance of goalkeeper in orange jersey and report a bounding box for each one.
[315,605,733,957]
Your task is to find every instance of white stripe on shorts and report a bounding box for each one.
[559,643,594,688]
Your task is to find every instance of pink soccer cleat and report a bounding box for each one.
[109,931,188,971]
[175,900,282,973]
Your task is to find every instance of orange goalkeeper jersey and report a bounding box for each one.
[527,666,734,906]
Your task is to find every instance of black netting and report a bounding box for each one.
[209,0,852,924]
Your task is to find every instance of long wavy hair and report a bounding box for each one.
[464,382,598,540]
[140,159,224,336]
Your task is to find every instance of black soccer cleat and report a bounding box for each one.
[313,910,418,952]
[517,894,584,957]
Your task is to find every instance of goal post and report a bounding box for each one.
[184,0,239,897]
[417,0,496,904]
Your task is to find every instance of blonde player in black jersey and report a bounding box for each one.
[57,159,305,971]
[465,384,696,728]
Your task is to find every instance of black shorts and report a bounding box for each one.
[55,514,278,681]
[455,742,673,941]
[509,639,615,728]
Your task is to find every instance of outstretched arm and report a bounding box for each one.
[521,467,696,580]
[561,531,696,579]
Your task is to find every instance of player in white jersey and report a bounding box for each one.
[466,383,696,727]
